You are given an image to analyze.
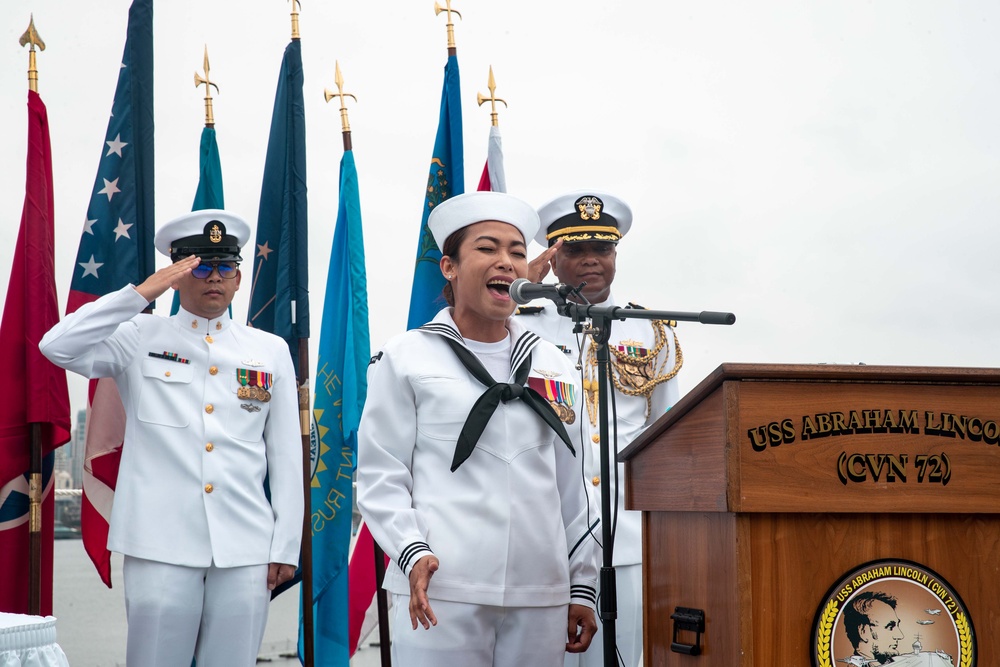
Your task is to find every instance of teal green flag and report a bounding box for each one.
[172,126,225,315]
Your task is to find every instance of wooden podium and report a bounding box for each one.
[620,363,998,666]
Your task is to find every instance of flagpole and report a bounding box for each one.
[284,7,316,667]
[318,62,373,666]
[20,16,46,616]
[29,425,42,614]
[476,65,506,127]
[297,339,314,667]
[476,66,507,193]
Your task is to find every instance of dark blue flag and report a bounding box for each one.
[405,53,464,329]
[247,40,309,375]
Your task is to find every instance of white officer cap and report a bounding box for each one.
[154,209,251,262]
[428,192,540,251]
[535,190,633,247]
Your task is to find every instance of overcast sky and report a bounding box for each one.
[2,1,1000,416]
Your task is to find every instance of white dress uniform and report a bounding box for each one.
[39,284,303,664]
[518,292,681,667]
[357,308,601,666]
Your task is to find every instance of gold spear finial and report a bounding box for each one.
[194,45,219,127]
[433,0,461,52]
[477,66,507,128]
[324,61,358,150]
[289,0,302,40]
[19,15,45,93]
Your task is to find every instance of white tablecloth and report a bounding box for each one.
[0,613,69,667]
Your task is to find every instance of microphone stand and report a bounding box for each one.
[554,289,735,667]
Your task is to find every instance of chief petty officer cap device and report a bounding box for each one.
[154,209,251,262]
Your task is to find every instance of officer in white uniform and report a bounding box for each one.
[39,210,303,667]
[518,191,683,667]
[357,192,601,667]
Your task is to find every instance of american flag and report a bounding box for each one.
[65,0,154,587]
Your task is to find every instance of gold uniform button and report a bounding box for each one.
[205,404,214,414]
[204,484,214,494]
[164,371,171,377]
[591,434,600,444]
[205,335,214,344]
[205,442,214,452]
[592,476,601,486]
[209,366,218,375]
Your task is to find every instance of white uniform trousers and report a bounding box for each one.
[391,594,568,667]
[123,556,270,667]
[564,563,643,667]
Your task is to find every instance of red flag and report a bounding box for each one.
[0,90,72,614]
[347,523,388,656]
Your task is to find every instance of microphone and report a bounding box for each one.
[509,278,576,305]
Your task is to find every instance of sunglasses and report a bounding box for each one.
[191,261,240,280]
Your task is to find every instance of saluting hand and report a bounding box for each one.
[565,603,597,653]
[527,238,563,283]
[134,255,199,303]
[408,555,439,630]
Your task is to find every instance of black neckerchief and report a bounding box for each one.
[419,323,575,471]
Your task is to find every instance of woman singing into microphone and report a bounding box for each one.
[356,191,600,667]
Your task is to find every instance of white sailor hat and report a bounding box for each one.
[154,209,251,262]
[535,190,633,247]
[428,191,540,251]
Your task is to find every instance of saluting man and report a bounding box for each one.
[519,191,683,667]
[40,210,303,666]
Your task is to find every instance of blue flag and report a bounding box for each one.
[247,39,309,375]
[172,126,226,315]
[64,0,153,587]
[301,147,369,665]
[67,0,154,314]
[405,53,464,329]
